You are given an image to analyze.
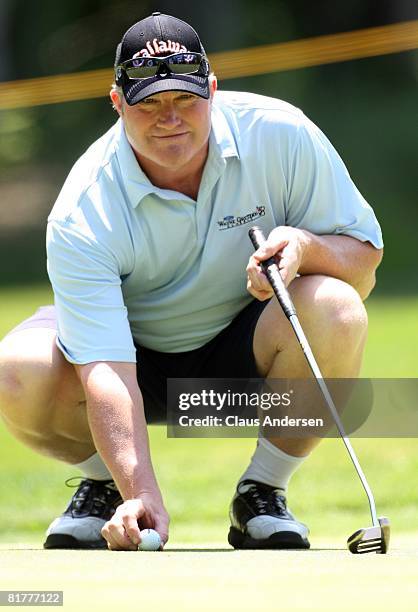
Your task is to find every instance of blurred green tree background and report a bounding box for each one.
[0,0,417,292]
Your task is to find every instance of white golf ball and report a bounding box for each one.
[137,529,161,551]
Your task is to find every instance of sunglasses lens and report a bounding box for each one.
[123,53,205,80]
[169,63,201,74]
[166,53,201,75]
[126,67,157,78]
[126,58,159,79]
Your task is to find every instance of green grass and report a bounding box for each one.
[0,284,54,338]
[0,284,417,545]
[364,297,418,377]
[2,543,418,612]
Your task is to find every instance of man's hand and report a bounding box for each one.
[102,491,170,551]
[246,226,309,300]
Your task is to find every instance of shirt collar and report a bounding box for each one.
[210,101,240,160]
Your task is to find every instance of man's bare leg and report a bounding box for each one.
[0,327,120,549]
[228,274,368,549]
[253,274,368,455]
[0,328,94,463]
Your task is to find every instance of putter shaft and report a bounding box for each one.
[287,313,379,526]
[248,226,379,527]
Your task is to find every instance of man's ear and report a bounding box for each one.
[110,89,123,115]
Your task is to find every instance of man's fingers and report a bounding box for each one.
[100,496,171,552]
[247,278,273,300]
[246,255,276,299]
[137,511,154,530]
[105,530,130,551]
[123,514,142,545]
[247,226,306,297]
[246,285,273,301]
[252,269,271,291]
[153,515,170,547]
[102,520,138,551]
[253,239,288,262]
[101,498,149,550]
[247,258,272,286]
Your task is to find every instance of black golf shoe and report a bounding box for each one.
[43,478,123,549]
[228,479,310,549]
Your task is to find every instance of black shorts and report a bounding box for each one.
[6,300,269,423]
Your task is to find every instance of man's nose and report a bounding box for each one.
[156,104,182,129]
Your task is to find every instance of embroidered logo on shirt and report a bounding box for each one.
[217,206,266,230]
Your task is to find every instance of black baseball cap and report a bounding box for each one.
[114,12,210,105]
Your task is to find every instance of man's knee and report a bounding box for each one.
[0,329,67,430]
[315,277,367,337]
[0,361,22,412]
[293,275,368,349]
[0,330,93,462]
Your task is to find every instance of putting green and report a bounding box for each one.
[1,534,417,611]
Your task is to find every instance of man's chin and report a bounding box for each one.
[149,150,194,170]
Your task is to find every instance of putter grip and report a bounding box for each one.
[248,226,297,319]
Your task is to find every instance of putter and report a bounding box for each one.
[248,226,390,554]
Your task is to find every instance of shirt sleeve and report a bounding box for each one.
[284,117,383,248]
[46,218,136,364]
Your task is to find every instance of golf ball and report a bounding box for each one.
[137,529,161,551]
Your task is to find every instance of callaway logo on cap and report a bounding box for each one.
[114,12,210,105]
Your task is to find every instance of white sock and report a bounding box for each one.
[238,438,308,493]
[73,452,112,481]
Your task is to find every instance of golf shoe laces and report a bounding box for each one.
[64,477,122,520]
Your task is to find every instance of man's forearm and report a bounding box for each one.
[76,362,160,501]
[298,231,383,299]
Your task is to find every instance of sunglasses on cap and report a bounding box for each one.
[116,52,210,81]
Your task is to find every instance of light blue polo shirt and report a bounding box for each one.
[46,90,383,364]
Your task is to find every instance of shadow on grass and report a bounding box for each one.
[165,547,345,552]
[1,545,346,552]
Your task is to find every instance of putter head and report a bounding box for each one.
[347,517,390,554]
